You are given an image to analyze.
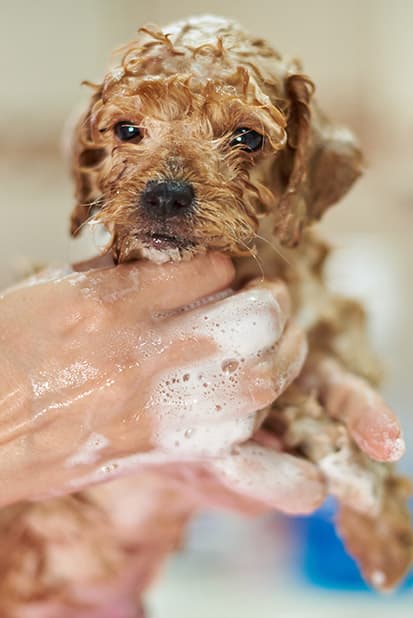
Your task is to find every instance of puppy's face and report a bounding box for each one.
[70,20,362,262]
[73,74,286,263]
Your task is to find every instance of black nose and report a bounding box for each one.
[141,181,195,218]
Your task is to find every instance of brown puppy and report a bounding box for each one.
[70,13,412,587]
[0,15,411,618]
[70,16,360,259]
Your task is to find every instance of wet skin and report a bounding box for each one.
[0,253,403,513]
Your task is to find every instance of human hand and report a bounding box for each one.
[0,253,307,506]
[191,346,405,517]
[305,356,405,463]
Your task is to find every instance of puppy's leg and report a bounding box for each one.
[0,474,194,617]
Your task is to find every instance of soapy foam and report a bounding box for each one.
[383,435,405,462]
[183,288,283,357]
[67,289,283,484]
[210,443,324,513]
[319,449,383,515]
[147,288,281,455]
[65,433,109,467]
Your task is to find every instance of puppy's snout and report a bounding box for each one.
[141,180,195,218]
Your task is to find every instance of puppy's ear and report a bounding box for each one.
[70,91,107,236]
[272,73,363,246]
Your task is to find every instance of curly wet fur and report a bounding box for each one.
[70,15,361,257]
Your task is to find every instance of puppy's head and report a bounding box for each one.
[70,17,362,263]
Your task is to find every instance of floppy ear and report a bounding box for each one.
[272,73,363,246]
[70,91,107,236]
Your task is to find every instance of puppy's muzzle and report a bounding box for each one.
[140,180,195,219]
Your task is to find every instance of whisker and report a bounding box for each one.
[72,195,110,236]
[254,232,291,266]
[222,231,266,282]
[238,237,265,281]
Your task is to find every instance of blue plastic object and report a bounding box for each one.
[288,497,413,593]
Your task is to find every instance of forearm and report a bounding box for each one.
[0,340,37,504]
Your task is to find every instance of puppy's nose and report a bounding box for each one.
[141,181,195,218]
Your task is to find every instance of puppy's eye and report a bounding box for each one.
[230,128,264,152]
[114,121,143,143]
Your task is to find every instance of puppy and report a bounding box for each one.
[0,15,411,617]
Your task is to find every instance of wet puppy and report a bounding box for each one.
[69,13,412,595]
[0,15,410,618]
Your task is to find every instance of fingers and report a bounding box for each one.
[239,278,305,406]
[273,322,308,395]
[172,281,289,356]
[245,324,307,411]
[141,252,237,314]
[88,252,236,313]
[209,441,326,515]
[157,275,292,374]
[146,284,293,456]
[244,277,291,317]
[314,358,404,463]
[73,253,115,271]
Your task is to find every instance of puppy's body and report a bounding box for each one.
[0,16,411,617]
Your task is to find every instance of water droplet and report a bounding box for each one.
[101,462,118,474]
[371,570,386,587]
[184,428,193,438]
[221,359,239,373]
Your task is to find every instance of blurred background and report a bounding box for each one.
[0,0,412,615]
